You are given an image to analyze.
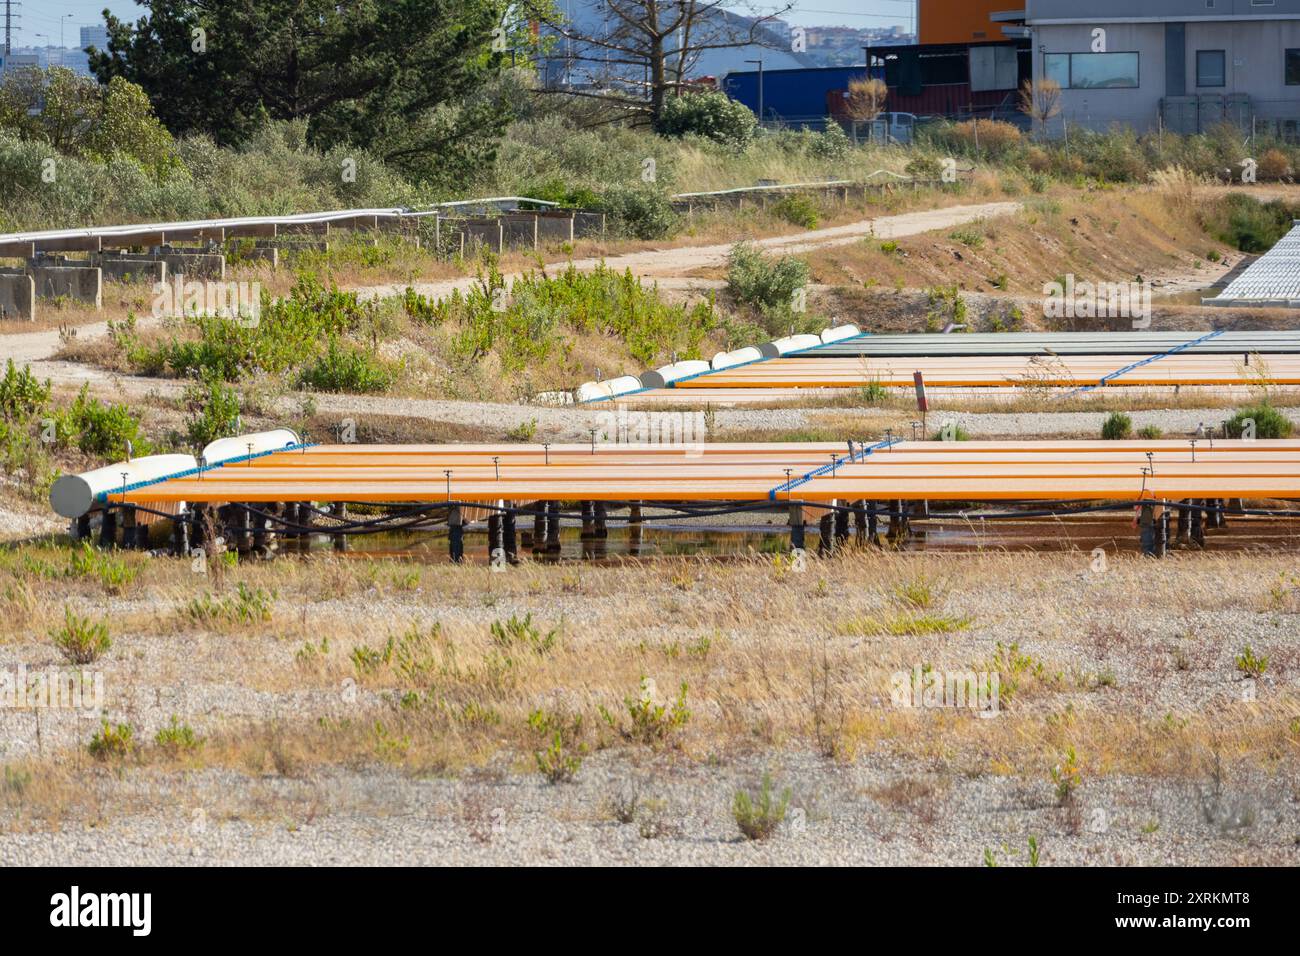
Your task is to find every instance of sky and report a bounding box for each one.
[11,1,915,48]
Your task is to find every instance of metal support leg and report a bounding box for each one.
[545,501,561,554]
[330,502,348,553]
[788,503,805,552]
[1190,500,1205,549]
[594,502,608,539]
[1139,503,1157,556]
[580,501,595,539]
[503,508,518,564]
[99,507,117,548]
[834,502,850,544]
[629,502,643,555]
[448,505,464,563]
[818,509,834,555]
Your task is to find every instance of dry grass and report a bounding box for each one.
[2,542,1297,828]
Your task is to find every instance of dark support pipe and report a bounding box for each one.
[818,509,834,555]
[1139,503,1157,556]
[580,501,595,539]
[75,514,91,541]
[121,507,138,550]
[867,501,880,546]
[252,507,269,554]
[788,503,805,552]
[834,502,850,544]
[191,503,207,552]
[330,502,348,553]
[1190,500,1205,548]
[594,502,608,539]
[99,507,117,548]
[1157,506,1170,559]
[853,500,867,543]
[487,510,502,564]
[531,505,545,553]
[1175,499,1190,546]
[448,505,464,563]
[503,508,518,564]
[172,507,191,556]
[629,502,643,555]
[545,501,561,554]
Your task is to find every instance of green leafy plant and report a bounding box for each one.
[51,608,110,664]
[155,716,203,755]
[88,720,135,760]
[732,774,791,841]
[1101,411,1132,440]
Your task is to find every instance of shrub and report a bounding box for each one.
[1235,645,1268,679]
[527,709,585,784]
[88,721,135,760]
[598,183,678,240]
[1225,403,1292,439]
[770,193,819,229]
[732,774,791,841]
[726,241,809,318]
[1136,424,1163,439]
[60,385,151,458]
[298,337,392,393]
[602,677,690,746]
[1101,411,1132,440]
[655,90,757,149]
[1203,194,1300,253]
[489,613,558,655]
[183,374,240,449]
[51,608,110,664]
[806,121,851,159]
[0,360,49,420]
[1258,148,1292,181]
[155,716,203,755]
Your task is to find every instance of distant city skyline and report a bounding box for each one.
[10,0,916,48]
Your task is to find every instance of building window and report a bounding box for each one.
[1043,52,1139,90]
[1196,50,1226,87]
[1288,49,1300,85]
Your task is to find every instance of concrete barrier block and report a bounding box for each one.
[30,266,102,308]
[501,215,538,249]
[536,214,575,244]
[0,273,35,320]
[573,211,606,238]
[158,252,226,281]
[94,255,167,285]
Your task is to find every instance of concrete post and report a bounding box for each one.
[629,502,643,555]
[99,508,117,548]
[594,501,608,539]
[580,501,595,539]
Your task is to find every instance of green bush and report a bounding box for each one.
[1225,403,1293,439]
[184,375,241,449]
[598,183,679,240]
[732,774,791,841]
[61,385,151,458]
[88,721,135,761]
[726,241,810,319]
[298,337,393,393]
[1101,411,1133,440]
[770,194,819,229]
[420,262,718,369]
[51,608,111,664]
[0,359,49,420]
[1203,195,1300,253]
[655,90,757,149]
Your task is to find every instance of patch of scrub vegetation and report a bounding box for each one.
[725,241,815,334]
[0,360,152,497]
[1225,403,1292,439]
[1201,194,1300,253]
[109,275,392,387]
[403,261,725,369]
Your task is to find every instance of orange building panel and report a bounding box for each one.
[918,0,1008,45]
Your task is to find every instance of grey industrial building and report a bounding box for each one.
[1015,0,1300,134]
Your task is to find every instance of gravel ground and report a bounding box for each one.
[0,752,1293,866]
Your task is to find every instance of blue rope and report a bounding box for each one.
[1065,329,1225,397]
[768,437,902,501]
